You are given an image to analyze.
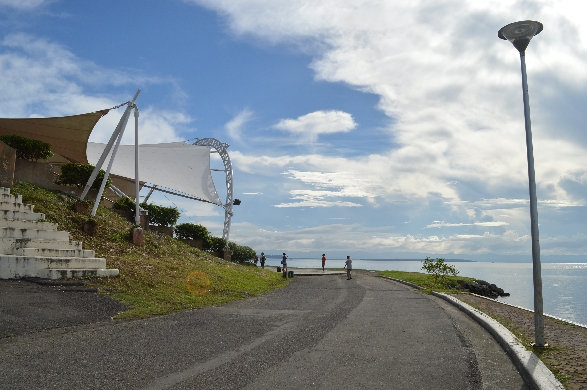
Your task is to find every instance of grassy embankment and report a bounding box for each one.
[377,270,475,292]
[11,181,289,318]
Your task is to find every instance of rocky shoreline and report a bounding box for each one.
[457,279,510,299]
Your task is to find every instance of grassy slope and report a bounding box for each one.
[11,181,289,318]
[377,270,475,292]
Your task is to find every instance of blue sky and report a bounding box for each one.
[2,0,587,261]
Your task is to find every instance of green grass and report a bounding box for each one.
[11,181,289,318]
[377,270,475,293]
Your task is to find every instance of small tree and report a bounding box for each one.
[421,257,459,285]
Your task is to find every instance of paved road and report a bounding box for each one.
[0,274,527,389]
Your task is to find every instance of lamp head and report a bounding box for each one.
[498,20,543,53]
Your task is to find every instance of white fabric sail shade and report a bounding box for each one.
[86,142,223,206]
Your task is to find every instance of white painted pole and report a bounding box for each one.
[90,113,129,217]
[81,90,141,200]
[519,51,545,347]
[134,106,140,226]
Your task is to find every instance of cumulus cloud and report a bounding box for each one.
[228,221,539,255]
[0,33,187,144]
[225,108,254,142]
[193,0,587,199]
[186,0,587,255]
[425,221,509,228]
[274,110,356,143]
[0,0,47,10]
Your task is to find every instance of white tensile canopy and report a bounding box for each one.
[86,142,223,206]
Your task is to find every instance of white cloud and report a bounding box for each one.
[193,1,587,200]
[89,107,187,145]
[225,108,254,142]
[0,0,47,10]
[274,110,356,143]
[425,221,509,228]
[228,221,538,255]
[0,33,188,145]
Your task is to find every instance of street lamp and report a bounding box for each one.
[498,20,546,347]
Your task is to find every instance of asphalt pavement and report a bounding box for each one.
[0,273,528,389]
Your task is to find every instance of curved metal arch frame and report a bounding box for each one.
[193,138,233,242]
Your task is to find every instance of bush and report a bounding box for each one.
[205,236,228,252]
[175,223,210,241]
[140,202,180,227]
[0,134,53,161]
[112,196,136,211]
[228,242,256,263]
[421,257,459,285]
[113,198,180,227]
[56,162,111,191]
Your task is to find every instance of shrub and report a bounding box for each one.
[175,223,210,241]
[228,242,256,263]
[56,162,111,191]
[140,202,180,227]
[113,198,180,227]
[112,196,136,211]
[0,134,53,161]
[421,257,459,285]
[205,236,228,252]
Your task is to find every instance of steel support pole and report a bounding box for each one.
[80,90,140,201]
[520,51,545,346]
[134,106,140,226]
[91,120,127,217]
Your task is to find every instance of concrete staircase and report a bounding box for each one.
[0,187,119,279]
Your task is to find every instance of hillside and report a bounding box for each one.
[11,181,288,318]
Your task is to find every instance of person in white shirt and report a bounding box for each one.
[344,256,352,280]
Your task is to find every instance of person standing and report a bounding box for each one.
[281,253,288,274]
[254,254,258,266]
[260,252,266,269]
[321,254,326,272]
[344,255,352,280]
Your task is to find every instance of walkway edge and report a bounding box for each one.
[432,292,564,390]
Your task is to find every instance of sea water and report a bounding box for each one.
[265,258,587,326]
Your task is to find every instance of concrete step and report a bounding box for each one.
[0,255,109,279]
[0,187,119,281]
[13,248,95,258]
[37,268,119,280]
[0,238,83,252]
[0,219,58,230]
[0,210,45,222]
[0,255,107,269]
[0,201,34,213]
[0,227,69,241]
[0,193,22,204]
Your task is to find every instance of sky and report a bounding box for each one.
[2,0,587,261]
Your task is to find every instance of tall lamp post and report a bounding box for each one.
[498,20,546,347]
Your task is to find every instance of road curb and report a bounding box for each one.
[380,276,563,389]
[432,292,564,390]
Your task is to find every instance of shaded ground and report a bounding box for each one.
[0,279,127,338]
[453,293,587,389]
